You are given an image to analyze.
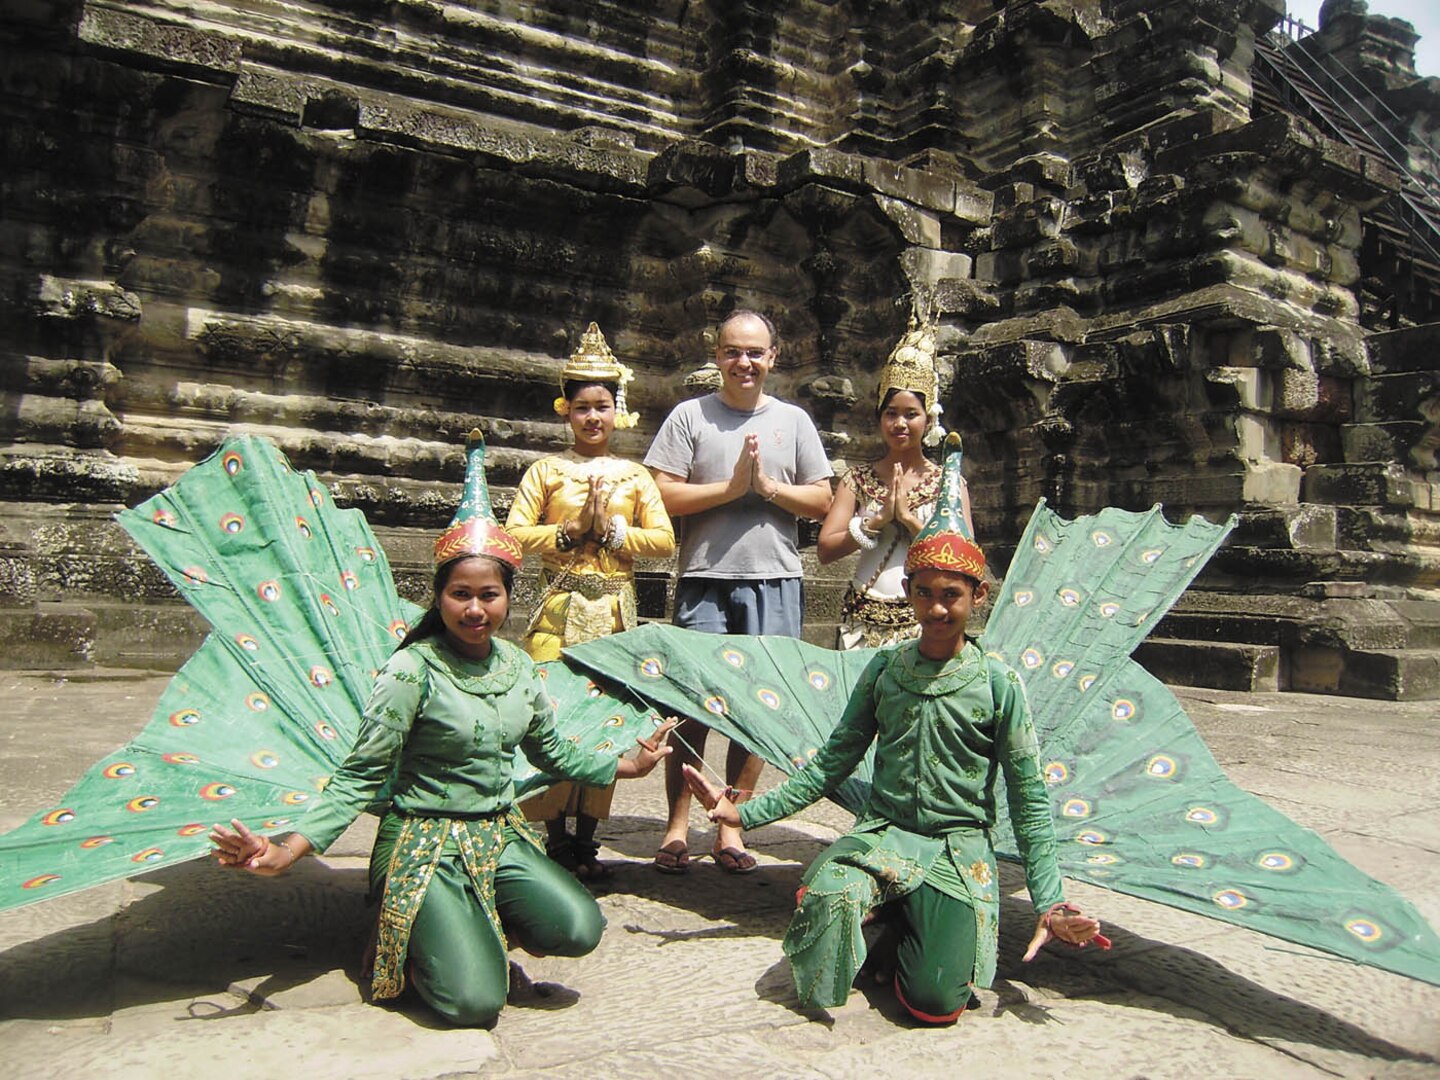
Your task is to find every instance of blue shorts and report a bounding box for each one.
[673,577,803,638]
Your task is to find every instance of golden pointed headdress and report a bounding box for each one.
[553,322,639,430]
[878,316,945,447]
[432,429,523,569]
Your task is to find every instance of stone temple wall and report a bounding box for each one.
[2,0,1439,697]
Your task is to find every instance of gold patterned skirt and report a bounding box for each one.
[519,578,630,821]
[836,589,920,651]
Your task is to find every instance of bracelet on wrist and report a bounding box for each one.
[606,514,627,551]
[848,515,879,550]
[761,485,779,503]
[556,521,576,551]
[276,839,300,863]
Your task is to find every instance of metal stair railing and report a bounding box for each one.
[1269,15,1432,181]
[1254,20,1440,276]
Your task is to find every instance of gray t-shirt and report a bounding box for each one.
[644,394,832,579]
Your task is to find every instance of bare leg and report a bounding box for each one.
[663,718,708,848]
[717,743,763,855]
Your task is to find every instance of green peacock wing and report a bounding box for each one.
[984,500,1440,987]
[0,635,360,910]
[993,656,1440,986]
[564,623,877,814]
[980,498,1237,726]
[1,437,418,911]
[2,436,687,911]
[116,435,416,729]
[514,661,666,800]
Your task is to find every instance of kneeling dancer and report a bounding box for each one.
[686,435,1103,1021]
[211,432,672,1028]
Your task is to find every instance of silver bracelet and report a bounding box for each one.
[848,515,879,550]
[607,514,627,551]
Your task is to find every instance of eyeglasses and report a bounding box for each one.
[720,347,773,362]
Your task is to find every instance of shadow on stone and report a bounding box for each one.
[586,812,815,924]
[596,842,1436,1063]
[0,858,372,1021]
[991,874,1436,1066]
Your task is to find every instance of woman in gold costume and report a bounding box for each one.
[505,323,676,879]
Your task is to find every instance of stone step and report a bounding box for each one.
[1162,596,1440,654]
[1154,610,1285,646]
[1290,645,1440,701]
[0,603,96,669]
[1133,638,1281,693]
[89,602,210,671]
[1388,601,1440,651]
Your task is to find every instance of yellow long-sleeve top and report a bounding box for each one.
[505,451,676,573]
[506,453,675,659]
[506,451,673,812]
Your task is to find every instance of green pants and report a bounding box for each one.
[800,835,978,1022]
[370,821,605,1027]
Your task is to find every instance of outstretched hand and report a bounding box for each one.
[617,718,677,779]
[681,763,741,828]
[209,819,298,877]
[1022,902,1109,961]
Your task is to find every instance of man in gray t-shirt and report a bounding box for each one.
[644,310,833,874]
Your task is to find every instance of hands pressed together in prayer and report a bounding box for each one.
[564,474,613,546]
[727,433,783,504]
[863,463,926,537]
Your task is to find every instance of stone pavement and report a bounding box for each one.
[1,669,1438,1080]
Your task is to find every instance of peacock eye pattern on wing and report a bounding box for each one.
[1,437,417,909]
[562,499,1440,987]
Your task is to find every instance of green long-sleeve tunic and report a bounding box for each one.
[296,636,618,853]
[294,635,621,1000]
[740,639,1065,985]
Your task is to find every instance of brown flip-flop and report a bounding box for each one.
[712,847,758,874]
[653,839,690,874]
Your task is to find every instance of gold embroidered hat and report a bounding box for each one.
[433,429,523,568]
[878,317,945,447]
[904,432,984,580]
[554,322,639,430]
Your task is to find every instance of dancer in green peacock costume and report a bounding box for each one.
[679,430,1104,1020]
[17,429,675,1028]
[3,430,1438,1017]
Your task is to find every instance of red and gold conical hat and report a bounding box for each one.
[905,431,984,579]
[433,429,523,568]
